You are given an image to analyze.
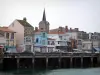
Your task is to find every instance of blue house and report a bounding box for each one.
[34,32,48,52]
[34,32,47,46]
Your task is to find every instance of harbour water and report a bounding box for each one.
[0,68,100,75]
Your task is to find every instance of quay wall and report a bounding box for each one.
[0,53,100,70]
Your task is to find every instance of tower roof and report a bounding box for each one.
[42,8,46,21]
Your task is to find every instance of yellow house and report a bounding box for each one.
[0,27,16,48]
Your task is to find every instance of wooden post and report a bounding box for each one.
[97,55,100,66]
[32,58,34,68]
[81,57,83,68]
[59,58,61,68]
[0,58,3,70]
[70,57,73,68]
[91,57,93,67]
[17,58,20,69]
[46,58,48,68]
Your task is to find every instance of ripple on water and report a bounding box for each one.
[46,68,100,75]
[0,68,100,75]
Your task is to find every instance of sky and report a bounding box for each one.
[0,0,100,33]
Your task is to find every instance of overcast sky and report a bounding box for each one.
[0,0,100,32]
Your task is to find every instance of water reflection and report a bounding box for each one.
[0,68,100,75]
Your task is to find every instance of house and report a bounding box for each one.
[34,31,48,52]
[47,38,56,52]
[82,40,92,51]
[48,31,68,52]
[8,18,34,52]
[0,27,16,53]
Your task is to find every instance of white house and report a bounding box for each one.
[82,40,92,50]
[47,38,56,52]
[48,32,68,52]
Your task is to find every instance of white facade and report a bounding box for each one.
[92,40,100,48]
[0,36,6,46]
[47,39,56,52]
[82,40,92,50]
[48,33,68,52]
[65,32,78,41]
[48,34,67,46]
[24,36,33,52]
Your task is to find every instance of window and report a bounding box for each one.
[25,45,31,51]
[51,41,55,45]
[48,41,50,45]
[25,37,31,42]
[6,40,9,46]
[48,47,53,52]
[11,33,14,39]
[6,33,9,39]
[43,33,45,38]
[11,41,14,46]
[78,40,82,45]
[83,44,85,48]
[59,36,62,40]
[58,41,60,44]
[36,38,39,43]
[42,40,45,45]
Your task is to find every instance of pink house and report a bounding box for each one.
[8,17,34,53]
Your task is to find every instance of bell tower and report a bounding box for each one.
[39,8,50,33]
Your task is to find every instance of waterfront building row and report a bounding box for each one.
[0,9,100,53]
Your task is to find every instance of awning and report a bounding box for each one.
[93,47,100,52]
[0,45,4,48]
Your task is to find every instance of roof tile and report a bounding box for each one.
[0,27,16,32]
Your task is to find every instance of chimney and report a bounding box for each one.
[23,17,27,21]
[70,28,73,32]
[59,26,63,32]
[65,26,68,32]
[74,28,79,32]
[35,27,38,32]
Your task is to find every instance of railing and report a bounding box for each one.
[3,52,100,58]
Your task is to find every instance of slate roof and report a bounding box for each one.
[17,20,33,27]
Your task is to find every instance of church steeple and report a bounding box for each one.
[42,8,46,21]
[39,8,50,33]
